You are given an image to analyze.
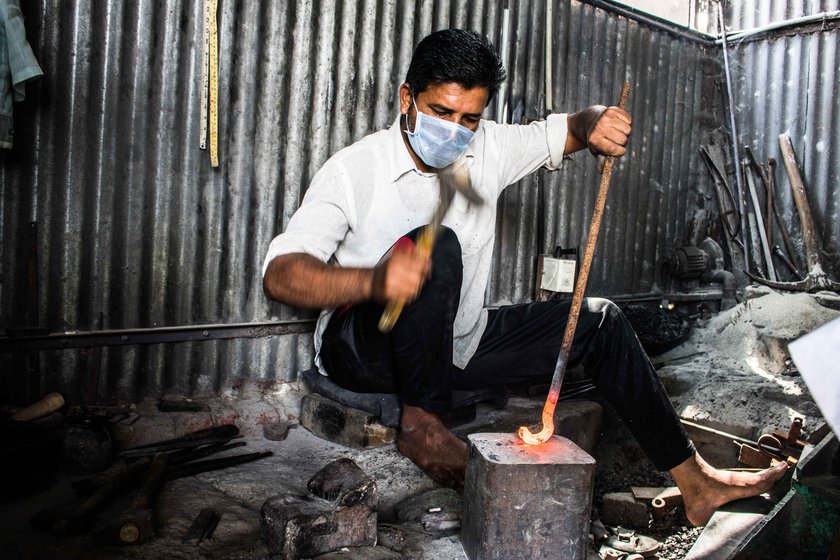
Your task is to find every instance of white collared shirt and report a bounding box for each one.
[263,113,569,372]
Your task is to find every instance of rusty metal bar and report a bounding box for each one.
[0,320,316,353]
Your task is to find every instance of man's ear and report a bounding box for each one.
[399,83,412,115]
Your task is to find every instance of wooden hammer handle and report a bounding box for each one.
[10,392,64,421]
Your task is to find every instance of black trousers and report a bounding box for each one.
[320,226,695,471]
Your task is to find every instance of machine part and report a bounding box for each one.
[519,82,630,445]
[667,246,709,278]
[378,158,482,332]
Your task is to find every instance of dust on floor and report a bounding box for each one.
[0,290,835,559]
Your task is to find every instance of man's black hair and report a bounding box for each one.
[405,29,506,104]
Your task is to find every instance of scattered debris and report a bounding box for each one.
[601,493,651,529]
[182,508,220,546]
[262,420,297,441]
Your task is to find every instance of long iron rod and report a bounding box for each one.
[519,83,630,445]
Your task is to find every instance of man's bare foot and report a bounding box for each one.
[670,453,789,526]
[397,404,468,490]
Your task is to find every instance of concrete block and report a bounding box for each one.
[600,493,650,529]
[462,433,596,560]
[300,393,397,449]
[261,459,378,558]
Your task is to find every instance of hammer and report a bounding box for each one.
[378,157,482,332]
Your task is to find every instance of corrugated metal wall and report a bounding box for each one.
[1,0,719,402]
[721,0,840,281]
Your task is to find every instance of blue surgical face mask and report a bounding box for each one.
[404,98,476,168]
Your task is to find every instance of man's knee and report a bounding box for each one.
[583,297,627,332]
[428,226,463,285]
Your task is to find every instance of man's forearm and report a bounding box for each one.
[263,253,374,309]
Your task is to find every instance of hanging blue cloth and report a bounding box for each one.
[0,0,43,149]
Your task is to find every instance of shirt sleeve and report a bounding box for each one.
[482,113,568,188]
[262,161,352,277]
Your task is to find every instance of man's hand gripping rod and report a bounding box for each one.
[378,158,480,333]
[519,83,631,445]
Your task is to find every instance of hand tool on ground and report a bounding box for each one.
[9,392,64,421]
[165,450,273,480]
[378,158,483,333]
[518,82,630,445]
[33,457,152,535]
[113,452,169,544]
[743,153,777,280]
[74,441,249,496]
[120,424,240,457]
[745,134,840,292]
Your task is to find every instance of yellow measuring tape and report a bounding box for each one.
[208,0,219,167]
[199,0,219,166]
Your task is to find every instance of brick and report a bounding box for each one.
[462,433,595,560]
[300,393,397,449]
[600,493,650,529]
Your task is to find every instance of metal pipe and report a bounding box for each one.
[718,2,750,275]
[0,319,316,352]
[715,10,840,44]
[545,0,553,114]
[495,6,511,123]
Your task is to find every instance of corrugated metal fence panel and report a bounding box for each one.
[723,1,840,280]
[728,0,840,30]
[0,1,504,401]
[1,0,715,401]
[487,1,718,302]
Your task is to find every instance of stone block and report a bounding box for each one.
[261,458,378,559]
[600,492,650,529]
[307,458,378,508]
[300,393,397,449]
[261,495,376,559]
[462,433,595,560]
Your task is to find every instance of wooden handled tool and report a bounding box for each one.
[10,392,64,422]
[378,158,478,333]
[519,82,631,445]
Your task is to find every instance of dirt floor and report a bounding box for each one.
[1,290,837,559]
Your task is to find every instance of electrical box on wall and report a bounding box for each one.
[535,247,578,301]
